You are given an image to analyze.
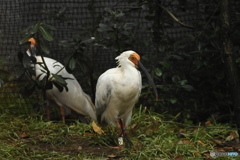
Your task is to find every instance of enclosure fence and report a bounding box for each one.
[0,0,230,116]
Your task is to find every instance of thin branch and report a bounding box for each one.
[159,5,194,29]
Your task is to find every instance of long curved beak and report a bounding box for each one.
[138,60,158,100]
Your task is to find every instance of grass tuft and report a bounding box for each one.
[0,106,239,159]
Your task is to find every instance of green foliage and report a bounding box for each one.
[14,1,240,124]
[124,0,235,123]
[18,22,71,95]
[58,35,96,99]
[59,0,232,123]
[19,22,56,54]
[59,37,95,74]
[96,8,136,53]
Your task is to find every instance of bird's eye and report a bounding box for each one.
[129,56,135,61]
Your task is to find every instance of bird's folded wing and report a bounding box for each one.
[95,73,112,117]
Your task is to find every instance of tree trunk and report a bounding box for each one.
[221,0,240,137]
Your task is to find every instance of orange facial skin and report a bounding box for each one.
[128,53,140,68]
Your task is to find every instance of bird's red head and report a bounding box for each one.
[128,53,140,68]
[28,38,37,46]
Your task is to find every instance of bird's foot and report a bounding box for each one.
[111,145,125,150]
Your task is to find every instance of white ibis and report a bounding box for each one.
[27,38,97,123]
[95,50,158,146]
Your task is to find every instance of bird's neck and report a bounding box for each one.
[120,65,139,80]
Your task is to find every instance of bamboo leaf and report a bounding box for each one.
[68,57,76,71]
[155,68,162,77]
[17,25,33,35]
[53,81,64,92]
[52,74,67,86]
[41,23,57,31]
[19,34,32,44]
[170,98,177,104]
[45,81,53,90]
[181,85,194,91]
[39,26,54,41]
[30,23,40,34]
[36,73,44,80]
[39,38,50,54]
[159,61,170,68]
[236,58,240,63]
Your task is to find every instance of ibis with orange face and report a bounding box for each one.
[95,50,158,145]
[26,38,97,123]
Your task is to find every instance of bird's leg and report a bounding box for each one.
[59,106,65,123]
[44,99,51,121]
[43,92,51,121]
[117,119,133,147]
[46,106,51,121]
[116,120,124,146]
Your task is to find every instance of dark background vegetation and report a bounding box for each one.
[0,0,240,125]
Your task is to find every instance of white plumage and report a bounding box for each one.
[27,38,97,123]
[95,50,142,127]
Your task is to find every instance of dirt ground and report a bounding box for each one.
[20,132,126,159]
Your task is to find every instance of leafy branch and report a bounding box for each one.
[18,22,69,96]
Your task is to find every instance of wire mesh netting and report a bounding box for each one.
[0,0,228,116]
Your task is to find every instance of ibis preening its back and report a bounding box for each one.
[27,38,97,123]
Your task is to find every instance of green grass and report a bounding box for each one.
[0,106,238,160]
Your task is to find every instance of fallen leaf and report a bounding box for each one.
[110,145,125,150]
[107,154,121,158]
[92,121,105,135]
[192,152,201,157]
[225,132,238,142]
[197,140,204,145]
[216,147,225,151]
[213,139,223,145]
[130,123,137,129]
[205,121,212,126]
[177,132,189,138]
[226,134,235,141]
[204,153,211,158]
[230,131,238,139]
[83,133,94,136]
[19,133,30,139]
[77,146,82,151]
[177,139,191,145]
[179,128,185,132]
[223,146,233,150]
[174,155,184,160]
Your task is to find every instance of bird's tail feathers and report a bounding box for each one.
[84,93,97,121]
